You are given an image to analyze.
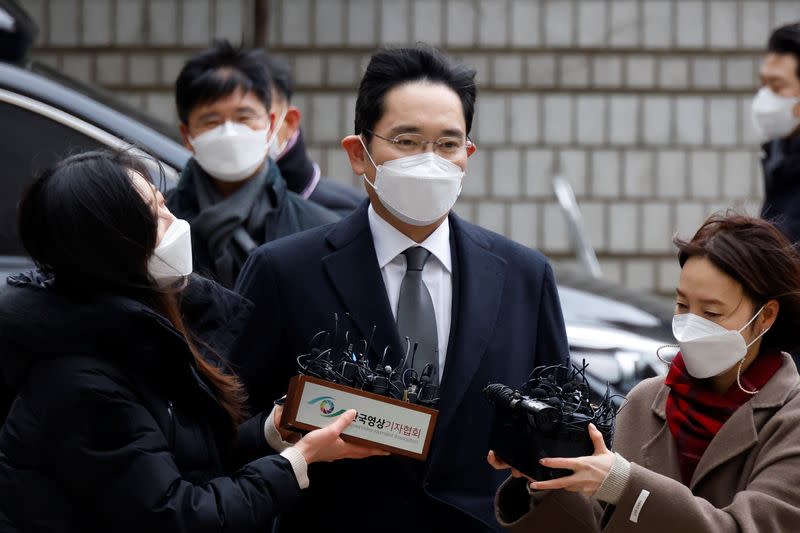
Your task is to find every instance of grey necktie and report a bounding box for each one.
[396,246,439,385]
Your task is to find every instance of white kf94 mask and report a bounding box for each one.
[360,139,464,226]
[148,218,193,285]
[190,121,268,182]
[751,87,800,142]
[671,306,769,379]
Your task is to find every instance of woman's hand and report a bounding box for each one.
[293,410,389,464]
[487,451,532,481]
[529,423,614,497]
[272,404,302,444]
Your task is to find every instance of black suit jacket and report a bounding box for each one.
[231,201,570,532]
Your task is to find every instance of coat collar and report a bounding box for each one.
[646,353,800,489]
[367,204,452,273]
[650,353,800,420]
[275,128,318,197]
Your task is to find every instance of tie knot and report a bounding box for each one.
[403,247,431,271]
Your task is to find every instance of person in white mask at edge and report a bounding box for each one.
[230,45,571,533]
[0,150,385,531]
[753,22,800,245]
[490,213,800,533]
[167,40,339,289]
[263,55,365,216]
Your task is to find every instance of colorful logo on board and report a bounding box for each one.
[308,396,346,417]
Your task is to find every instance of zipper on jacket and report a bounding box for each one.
[167,400,176,449]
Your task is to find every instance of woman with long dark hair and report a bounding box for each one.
[491,213,800,532]
[0,150,383,531]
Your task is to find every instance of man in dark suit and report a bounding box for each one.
[231,46,570,533]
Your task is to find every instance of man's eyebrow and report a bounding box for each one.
[195,111,221,122]
[440,128,465,137]
[385,125,423,136]
[383,125,466,138]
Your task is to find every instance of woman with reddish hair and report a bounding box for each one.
[492,213,800,532]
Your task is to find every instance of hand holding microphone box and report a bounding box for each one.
[484,362,617,480]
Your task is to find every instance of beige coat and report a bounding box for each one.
[495,353,800,532]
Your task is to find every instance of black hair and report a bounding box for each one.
[19,150,158,294]
[17,149,249,426]
[354,46,477,141]
[675,212,800,353]
[265,54,293,103]
[768,23,800,79]
[175,40,272,124]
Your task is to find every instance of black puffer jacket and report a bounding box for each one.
[0,273,300,532]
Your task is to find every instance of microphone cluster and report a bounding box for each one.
[483,362,617,480]
[297,313,439,407]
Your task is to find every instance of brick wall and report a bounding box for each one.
[28,0,254,119]
[28,0,800,294]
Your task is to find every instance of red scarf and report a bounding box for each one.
[664,351,783,484]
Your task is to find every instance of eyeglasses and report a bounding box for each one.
[364,129,471,156]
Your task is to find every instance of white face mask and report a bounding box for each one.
[751,87,800,141]
[190,121,268,182]
[148,219,193,285]
[360,139,464,226]
[672,306,769,379]
[268,108,289,161]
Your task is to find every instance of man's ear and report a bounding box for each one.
[283,106,302,136]
[793,101,800,118]
[179,123,194,152]
[342,135,369,177]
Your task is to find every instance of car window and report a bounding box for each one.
[30,62,182,143]
[0,99,104,255]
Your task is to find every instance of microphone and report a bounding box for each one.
[409,342,419,371]
[529,387,548,399]
[417,364,438,404]
[366,324,376,359]
[484,362,617,481]
[483,384,560,432]
[296,316,440,406]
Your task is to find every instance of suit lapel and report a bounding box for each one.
[432,214,507,445]
[322,204,404,364]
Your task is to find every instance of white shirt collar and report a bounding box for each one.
[367,204,452,272]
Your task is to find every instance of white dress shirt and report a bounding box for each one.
[367,205,452,377]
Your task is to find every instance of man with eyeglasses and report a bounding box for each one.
[231,45,570,533]
[167,41,339,288]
